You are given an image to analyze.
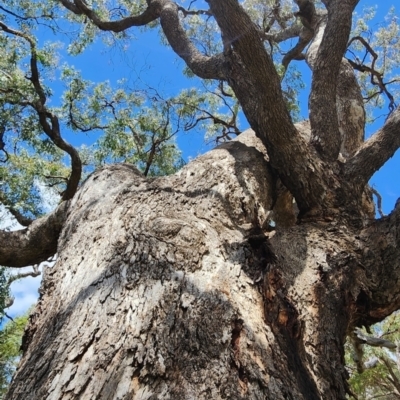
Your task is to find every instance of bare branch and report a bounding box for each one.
[262,24,302,44]
[177,6,211,17]
[345,105,400,187]
[347,36,397,113]
[371,188,385,218]
[7,264,41,285]
[355,328,397,350]
[381,356,400,395]
[282,28,313,71]
[0,201,69,268]
[58,0,159,31]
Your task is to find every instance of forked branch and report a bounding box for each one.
[347,36,397,113]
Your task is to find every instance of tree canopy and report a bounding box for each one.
[0,0,398,223]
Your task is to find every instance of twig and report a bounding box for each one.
[371,187,385,218]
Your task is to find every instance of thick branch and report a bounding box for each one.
[308,0,358,161]
[0,201,69,268]
[58,0,225,80]
[159,1,225,80]
[307,27,365,159]
[7,264,41,284]
[345,105,400,186]
[205,0,329,213]
[359,201,400,323]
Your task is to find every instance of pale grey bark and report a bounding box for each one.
[7,132,400,400]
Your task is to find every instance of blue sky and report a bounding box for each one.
[3,1,400,319]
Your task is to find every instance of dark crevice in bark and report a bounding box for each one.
[230,318,243,351]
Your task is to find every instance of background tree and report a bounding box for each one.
[0,313,29,399]
[0,0,400,399]
[346,312,400,399]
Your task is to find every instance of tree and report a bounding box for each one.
[346,312,400,399]
[0,0,400,399]
[0,313,29,398]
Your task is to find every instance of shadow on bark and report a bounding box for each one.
[8,135,344,399]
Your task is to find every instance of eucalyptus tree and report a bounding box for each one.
[1,0,400,399]
[0,313,29,398]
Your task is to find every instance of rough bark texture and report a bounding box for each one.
[7,132,400,399]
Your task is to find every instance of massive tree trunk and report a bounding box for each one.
[5,130,400,399]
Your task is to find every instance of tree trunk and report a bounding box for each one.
[6,131,389,400]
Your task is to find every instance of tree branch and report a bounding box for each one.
[0,21,82,201]
[58,0,226,80]
[206,0,327,213]
[381,356,400,395]
[0,201,69,268]
[347,36,397,113]
[58,0,159,30]
[354,328,397,350]
[262,24,302,44]
[159,1,225,80]
[280,0,316,71]
[308,0,359,161]
[359,201,400,323]
[345,105,400,187]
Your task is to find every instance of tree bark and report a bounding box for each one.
[4,2,400,399]
[7,132,400,400]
